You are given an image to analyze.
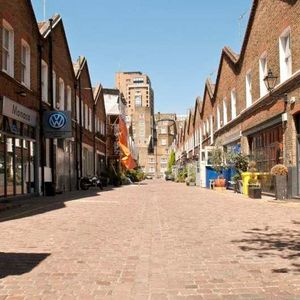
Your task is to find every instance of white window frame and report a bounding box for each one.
[217,105,221,129]
[41,60,48,103]
[206,119,209,134]
[66,85,72,111]
[2,20,14,77]
[58,78,65,110]
[246,71,252,108]
[210,115,214,144]
[21,39,30,88]
[223,98,227,125]
[89,108,92,131]
[259,54,268,97]
[231,89,237,120]
[279,28,292,83]
[85,104,88,129]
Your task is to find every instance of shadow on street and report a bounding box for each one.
[232,222,300,274]
[0,252,50,279]
[0,183,134,223]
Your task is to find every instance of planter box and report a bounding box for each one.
[275,175,287,200]
[248,185,262,199]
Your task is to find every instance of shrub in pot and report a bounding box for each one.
[270,164,288,200]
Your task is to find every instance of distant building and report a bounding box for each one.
[115,72,154,170]
[149,113,177,177]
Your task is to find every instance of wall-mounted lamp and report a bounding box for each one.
[263,69,278,92]
[264,69,290,104]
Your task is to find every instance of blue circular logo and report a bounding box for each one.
[48,112,67,129]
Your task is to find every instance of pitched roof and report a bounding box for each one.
[38,14,61,37]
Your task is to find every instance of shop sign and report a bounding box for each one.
[2,97,37,127]
[43,111,72,138]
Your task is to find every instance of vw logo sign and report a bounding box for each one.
[48,112,67,129]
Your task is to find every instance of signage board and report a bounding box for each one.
[43,111,72,138]
[2,97,37,127]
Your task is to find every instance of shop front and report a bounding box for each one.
[0,97,38,198]
[243,116,283,195]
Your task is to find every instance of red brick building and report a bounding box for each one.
[176,0,300,197]
[74,56,96,179]
[93,84,107,176]
[39,14,77,193]
[0,0,40,198]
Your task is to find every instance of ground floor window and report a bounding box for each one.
[0,116,36,198]
[0,133,35,198]
[249,124,283,172]
[248,124,283,195]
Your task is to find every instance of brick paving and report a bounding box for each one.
[0,180,300,299]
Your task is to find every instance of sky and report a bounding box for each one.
[31,0,252,115]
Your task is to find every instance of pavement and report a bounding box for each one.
[0,180,300,299]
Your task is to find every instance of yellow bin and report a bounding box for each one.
[241,172,259,195]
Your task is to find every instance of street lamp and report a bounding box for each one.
[263,69,278,92]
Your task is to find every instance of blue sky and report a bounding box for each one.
[31,0,252,115]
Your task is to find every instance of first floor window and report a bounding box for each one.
[21,40,30,88]
[2,20,14,77]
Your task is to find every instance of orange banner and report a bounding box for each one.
[118,117,137,170]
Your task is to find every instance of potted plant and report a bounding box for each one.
[211,141,227,190]
[186,174,196,186]
[247,161,261,199]
[270,164,288,200]
[227,152,249,193]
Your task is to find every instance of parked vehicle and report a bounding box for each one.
[80,176,103,190]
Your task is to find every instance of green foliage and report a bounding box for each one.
[167,150,176,173]
[226,152,249,177]
[211,141,226,174]
[125,168,145,182]
[176,166,187,183]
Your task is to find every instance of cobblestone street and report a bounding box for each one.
[1,180,300,299]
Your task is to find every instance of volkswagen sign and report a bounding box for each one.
[48,112,67,129]
[43,111,72,138]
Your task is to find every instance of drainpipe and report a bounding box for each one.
[74,82,79,190]
[78,77,83,178]
[93,102,96,175]
[48,18,56,194]
[38,43,44,196]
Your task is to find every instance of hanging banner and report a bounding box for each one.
[43,111,72,138]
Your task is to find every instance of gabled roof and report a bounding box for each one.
[38,14,75,79]
[38,14,61,37]
[93,83,103,103]
[73,56,86,79]
[200,78,215,116]
[193,96,202,126]
[199,0,258,113]
[25,0,41,36]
